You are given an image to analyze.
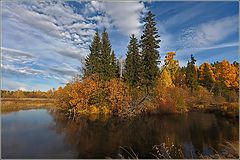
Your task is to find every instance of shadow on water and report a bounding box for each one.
[1,109,239,158]
[50,111,239,159]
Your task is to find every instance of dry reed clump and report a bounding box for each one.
[118,141,239,159]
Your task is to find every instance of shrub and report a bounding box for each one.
[106,79,131,114]
[55,75,131,116]
[155,82,189,113]
[187,86,214,108]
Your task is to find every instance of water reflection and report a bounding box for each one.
[1,109,77,158]
[1,109,238,158]
[50,111,239,158]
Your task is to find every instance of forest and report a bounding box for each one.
[53,11,239,119]
[2,11,239,119]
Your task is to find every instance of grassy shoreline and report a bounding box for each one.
[1,98,56,113]
[1,98,238,119]
[188,102,239,119]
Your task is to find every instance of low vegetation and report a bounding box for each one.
[119,141,239,159]
[1,98,55,113]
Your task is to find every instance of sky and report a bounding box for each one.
[1,0,239,91]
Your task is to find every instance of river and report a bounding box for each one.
[1,108,239,158]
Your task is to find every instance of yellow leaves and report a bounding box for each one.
[214,59,239,90]
[199,62,216,82]
[106,78,131,111]
[55,75,131,115]
[101,106,111,115]
[164,52,176,61]
[88,105,100,114]
[164,52,180,82]
[158,69,174,88]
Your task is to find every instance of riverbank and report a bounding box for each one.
[1,98,55,113]
[1,97,238,120]
[189,102,239,119]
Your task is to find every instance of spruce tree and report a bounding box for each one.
[110,51,120,78]
[140,11,161,90]
[186,54,198,92]
[85,30,101,77]
[124,34,141,87]
[100,28,116,80]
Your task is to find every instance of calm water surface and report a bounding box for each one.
[1,109,239,158]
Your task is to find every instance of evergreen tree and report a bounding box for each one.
[124,34,142,87]
[140,11,161,90]
[186,54,198,92]
[100,28,117,80]
[110,51,120,78]
[84,30,101,77]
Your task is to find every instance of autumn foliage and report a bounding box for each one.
[55,75,131,117]
[53,12,238,118]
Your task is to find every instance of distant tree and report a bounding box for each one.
[85,30,101,77]
[12,90,25,98]
[124,34,142,87]
[174,67,186,87]
[140,11,161,90]
[164,52,180,84]
[213,59,239,95]
[186,54,198,92]
[158,69,174,88]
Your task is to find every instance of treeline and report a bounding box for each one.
[53,11,239,118]
[1,89,55,98]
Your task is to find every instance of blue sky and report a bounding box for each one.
[2,1,239,91]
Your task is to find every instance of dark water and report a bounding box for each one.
[1,109,239,158]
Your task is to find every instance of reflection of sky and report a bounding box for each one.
[2,1,239,91]
[1,109,77,158]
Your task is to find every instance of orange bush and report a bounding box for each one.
[55,76,131,116]
[106,78,131,113]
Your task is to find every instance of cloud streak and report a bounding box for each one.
[180,15,238,48]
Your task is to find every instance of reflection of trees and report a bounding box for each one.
[188,112,239,157]
[49,110,239,158]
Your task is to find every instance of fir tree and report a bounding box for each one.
[100,28,117,80]
[124,34,141,87]
[140,11,161,90]
[110,51,120,78]
[84,30,101,77]
[186,54,198,92]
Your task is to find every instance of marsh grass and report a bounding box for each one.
[1,98,55,113]
[118,141,239,159]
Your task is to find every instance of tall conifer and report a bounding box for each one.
[140,11,161,90]
[186,54,198,92]
[124,34,141,87]
[85,30,101,77]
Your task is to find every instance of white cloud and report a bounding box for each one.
[3,3,61,38]
[2,77,55,91]
[1,47,33,58]
[88,1,146,36]
[177,41,239,56]
[55,46,87,62]
[67,22,96,29]
[181,16,238,48]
